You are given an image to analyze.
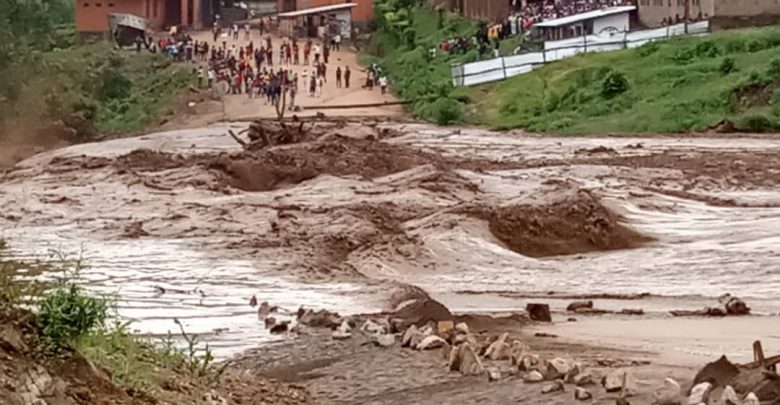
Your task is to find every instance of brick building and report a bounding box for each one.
[428,0,512,21]
[76,0,213,32]
[277,0,372,25]
[637,0,780,28]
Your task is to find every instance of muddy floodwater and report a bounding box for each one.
[2,121,780,359]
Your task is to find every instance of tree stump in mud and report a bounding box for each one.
[228,118,307,151]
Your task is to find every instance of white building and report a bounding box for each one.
[533,6,636,40]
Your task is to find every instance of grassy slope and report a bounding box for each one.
[466,26,780,134]
[363,7,524,124]
[4,42,197,141]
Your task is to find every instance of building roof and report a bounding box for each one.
[277,3,358,18]
[533,6,636,28]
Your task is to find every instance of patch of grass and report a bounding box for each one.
[466,25,780,133]
[0,241,225,395]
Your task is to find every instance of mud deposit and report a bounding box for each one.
[2,122,780,360]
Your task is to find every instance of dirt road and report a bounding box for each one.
[189,30,404,121]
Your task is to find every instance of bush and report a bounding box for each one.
[768,58,780,77]
[719,57,736,75]
[38,283,108,353]
[427,97,463,124]
[601,70,629,98]
[637,41,660,57]
[734,113,780,132]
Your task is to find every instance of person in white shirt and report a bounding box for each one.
[378,75,388,95]
[333,34,342,51]
[313,44,321,64]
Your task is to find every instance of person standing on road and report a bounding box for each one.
[309,74,316,97]
[244,23,251,41]
[313,43,321,64]
[336,67,342,88]
[344,66,351,88]
[303,42,311,65]
[293,43,300,65]
[334,33,341,51]
[323,44,330,64]
[232,24,239,40]
[378,75,388,95]
[317,75,324,98]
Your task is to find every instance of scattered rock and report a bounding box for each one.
[567,317,578,322]
[527,303,552,322]
[249,295,257,307]
[264,317,276,329]
[619,309,645,316]
[743,392,759,405]
[485,333,511,360]
[401,325,419,348]
[573,372,595,387]
[298,309,341,328]
[455,322,469,334]
[524,371,545,383]
[542,379,565,394]
[331,330,351,340]
[518,354,541,372]
[0,325,27,353]
[373,334,395,347]
[204,389,228,405]
[567,301,593,312]
[457,343,484,376]
[448,345,462,371]
[603,370,638,395]
[687,382,712,405]
[574,387,593,401]
[416,335,447,351]
[440,341,452,360]
[487,367,501,382]
[269,322,289,334]
[257,301,278,318]
[548,358,573,379]
[720,385,739,405]
[653,378,682,405]
[670,307,726,317]
[534,332,558,338]
[360,319,385,335]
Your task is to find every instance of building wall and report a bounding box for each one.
[76,0,207,32]
[714,0,780,16]
[278,0,372,22]
[592,12,631,33]
[461,0,510,21]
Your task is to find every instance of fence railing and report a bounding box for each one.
[451,20,710,87]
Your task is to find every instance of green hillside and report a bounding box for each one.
[466,26,780,133]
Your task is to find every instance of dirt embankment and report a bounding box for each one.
[462,190,651,258]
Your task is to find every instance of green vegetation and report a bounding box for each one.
[467,26,780,133]
[0,0,197,141]
[0,240,226,395]
[364,0,479,124]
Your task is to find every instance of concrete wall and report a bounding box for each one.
[593,12,631,33]
[77,0,144,31]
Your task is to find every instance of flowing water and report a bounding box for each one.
[2,122,780,359]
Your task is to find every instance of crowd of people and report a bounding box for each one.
[514,0,629,30]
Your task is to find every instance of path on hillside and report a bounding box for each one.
[190,30,404,121]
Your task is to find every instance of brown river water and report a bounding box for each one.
[1,122,779,359]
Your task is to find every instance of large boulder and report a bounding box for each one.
[373,334,395,347]
[485,333,511,360]
[573,372,594,387]
[518,354,541,372]
[526,303,552,322]
[455,322,469,334]
[653,378,682,405]
[417,335,447,351]
[719,294,750,315]
[687,382,712,405]
[360,319,386,335]
[743,393,760,405]
[393,297,453,329]
[693,356,740,388]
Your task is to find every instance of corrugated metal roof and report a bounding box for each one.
[277,3,358,18]
[534,6,636,28]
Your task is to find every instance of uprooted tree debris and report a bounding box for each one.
[228,118,308,151]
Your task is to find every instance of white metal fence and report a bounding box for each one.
[451,20,710,87]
